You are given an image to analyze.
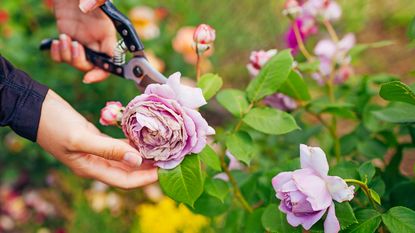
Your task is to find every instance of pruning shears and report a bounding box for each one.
[40,1,167,89]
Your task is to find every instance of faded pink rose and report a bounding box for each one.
[263,93,298,111]
[302,0,342,22]
[99,101,124,126]
[272,144,354,233]
[121,72,215,169]
[246,49,277,77]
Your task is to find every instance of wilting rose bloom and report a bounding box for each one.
[312,33,355,84]
[263,93,298,111]
[122,72,215,169]
[100,101,124,126]
[302,0,342,22]
[272,144,355,232]
[246,49,278,77]
[129,6,160,40]
[173,26,213,64]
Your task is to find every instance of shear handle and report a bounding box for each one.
[39,38,125,78]
[100,1,144,53]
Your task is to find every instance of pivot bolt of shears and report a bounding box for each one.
[122,29,128,36]
[133,66,143,78]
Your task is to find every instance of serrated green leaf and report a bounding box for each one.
[358,161,376,183]
[197,73,223,100]
[247,50,293,102]
[279,71,311,101]
[216,89,250,117]
[344,209,381,233]
[204,178,229,203]
[261,204,301,233]
[382,206,415,233]
[226,131,255,165]
[380,81,415,105]
[198,145,221,172]
[335,202,358,230]
[243,108,299,135]
[158,155,204,207]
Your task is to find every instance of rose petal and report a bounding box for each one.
[292,168,332,211]
[314,39,336,58]
[325,176,355,202]
[166,72,207,109]
[324,202,340,233]
[338,33,356,53]
[272,172,293,191]
[286,209,326,230]
[145,83,176,99]
[155,157,185,170]
[300,144,329,177]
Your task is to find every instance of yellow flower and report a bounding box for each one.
[136,197,209,233]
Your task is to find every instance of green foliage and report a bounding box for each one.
[261,204,301,233]
[279,71,311,101]
[372,103,415,123]
[158,155,204,207]
[199,145,222,172]
[380,81,415,105]
[246,50,293,102]
[345,209,382,233]
[197,73,223,100]
[382,206,415,233]
[216,89,250,118]
[226,131,255,165]
[243,108,299,135]
[336,202,358,230]
[204,178,229,203]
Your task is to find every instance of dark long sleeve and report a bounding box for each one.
[0,56,49,142]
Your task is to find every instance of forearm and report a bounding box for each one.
[0,56,49,142]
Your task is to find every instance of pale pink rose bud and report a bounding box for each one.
[192,42,212,54]
[193,24,216,45]
[99,101,124,126]
[246,49,278,77]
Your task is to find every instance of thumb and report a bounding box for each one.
[81,134,143,168]
[79,0,107,13]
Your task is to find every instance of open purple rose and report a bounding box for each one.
[272,144,355,233]
[121,72,215,169]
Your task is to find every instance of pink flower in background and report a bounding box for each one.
[99,101,124,126]
[173,26,214,64]
[122,72,215,169]
[246,49,277,77]
[285,16,317,54]
[302,0,342,22]
[263,93,298,111]
[313,33,355,84]
[129,6,160,40]
[272,144,355,232]
[282,0,302,18]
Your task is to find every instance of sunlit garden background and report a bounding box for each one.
[1,0,415,232]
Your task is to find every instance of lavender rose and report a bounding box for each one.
[272,144,355,233]
[121,72,215,169]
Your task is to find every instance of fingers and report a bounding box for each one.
[79,0,107,13]
[75,133,143,168]
[83,68,110,83]
[75,154,158,189]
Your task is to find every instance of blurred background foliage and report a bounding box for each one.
[0,0,414,232]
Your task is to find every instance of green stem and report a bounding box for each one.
[344,179,379,210]
[219,152,253,213]
[233,103,254,133]
[292,20,314,61]
[196,48,201,81]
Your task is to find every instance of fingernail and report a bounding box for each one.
[51,40,59,51]
[83,78,92,84]
[123,152,143,167]
[59,34,68,49]
[72,41,79,57]
[79,0,98,13]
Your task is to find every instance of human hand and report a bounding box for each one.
[50,0,116,83]
[37,90,158,189]
[79,0,107,13]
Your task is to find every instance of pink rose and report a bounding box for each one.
[246,49,278,77]
[263,93,298,111]
[283,0,302,18]
[193,24,216,45]
[99,101,124,126]
[121,72,215,169]
[302,0,342,22]
[272,144,355,233]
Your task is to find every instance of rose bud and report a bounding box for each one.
[193,24,215,54]
[246,49,277,77]
[121,72,215,169]
[282,0,302,19]
[99,101,124,126]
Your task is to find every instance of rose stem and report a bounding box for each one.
[219,152,253,213]
[196,49,202,81]
[292,20,314,61]
[323,19,339,42]
[344,179,381,211]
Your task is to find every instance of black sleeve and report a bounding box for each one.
[0,56,49,142]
